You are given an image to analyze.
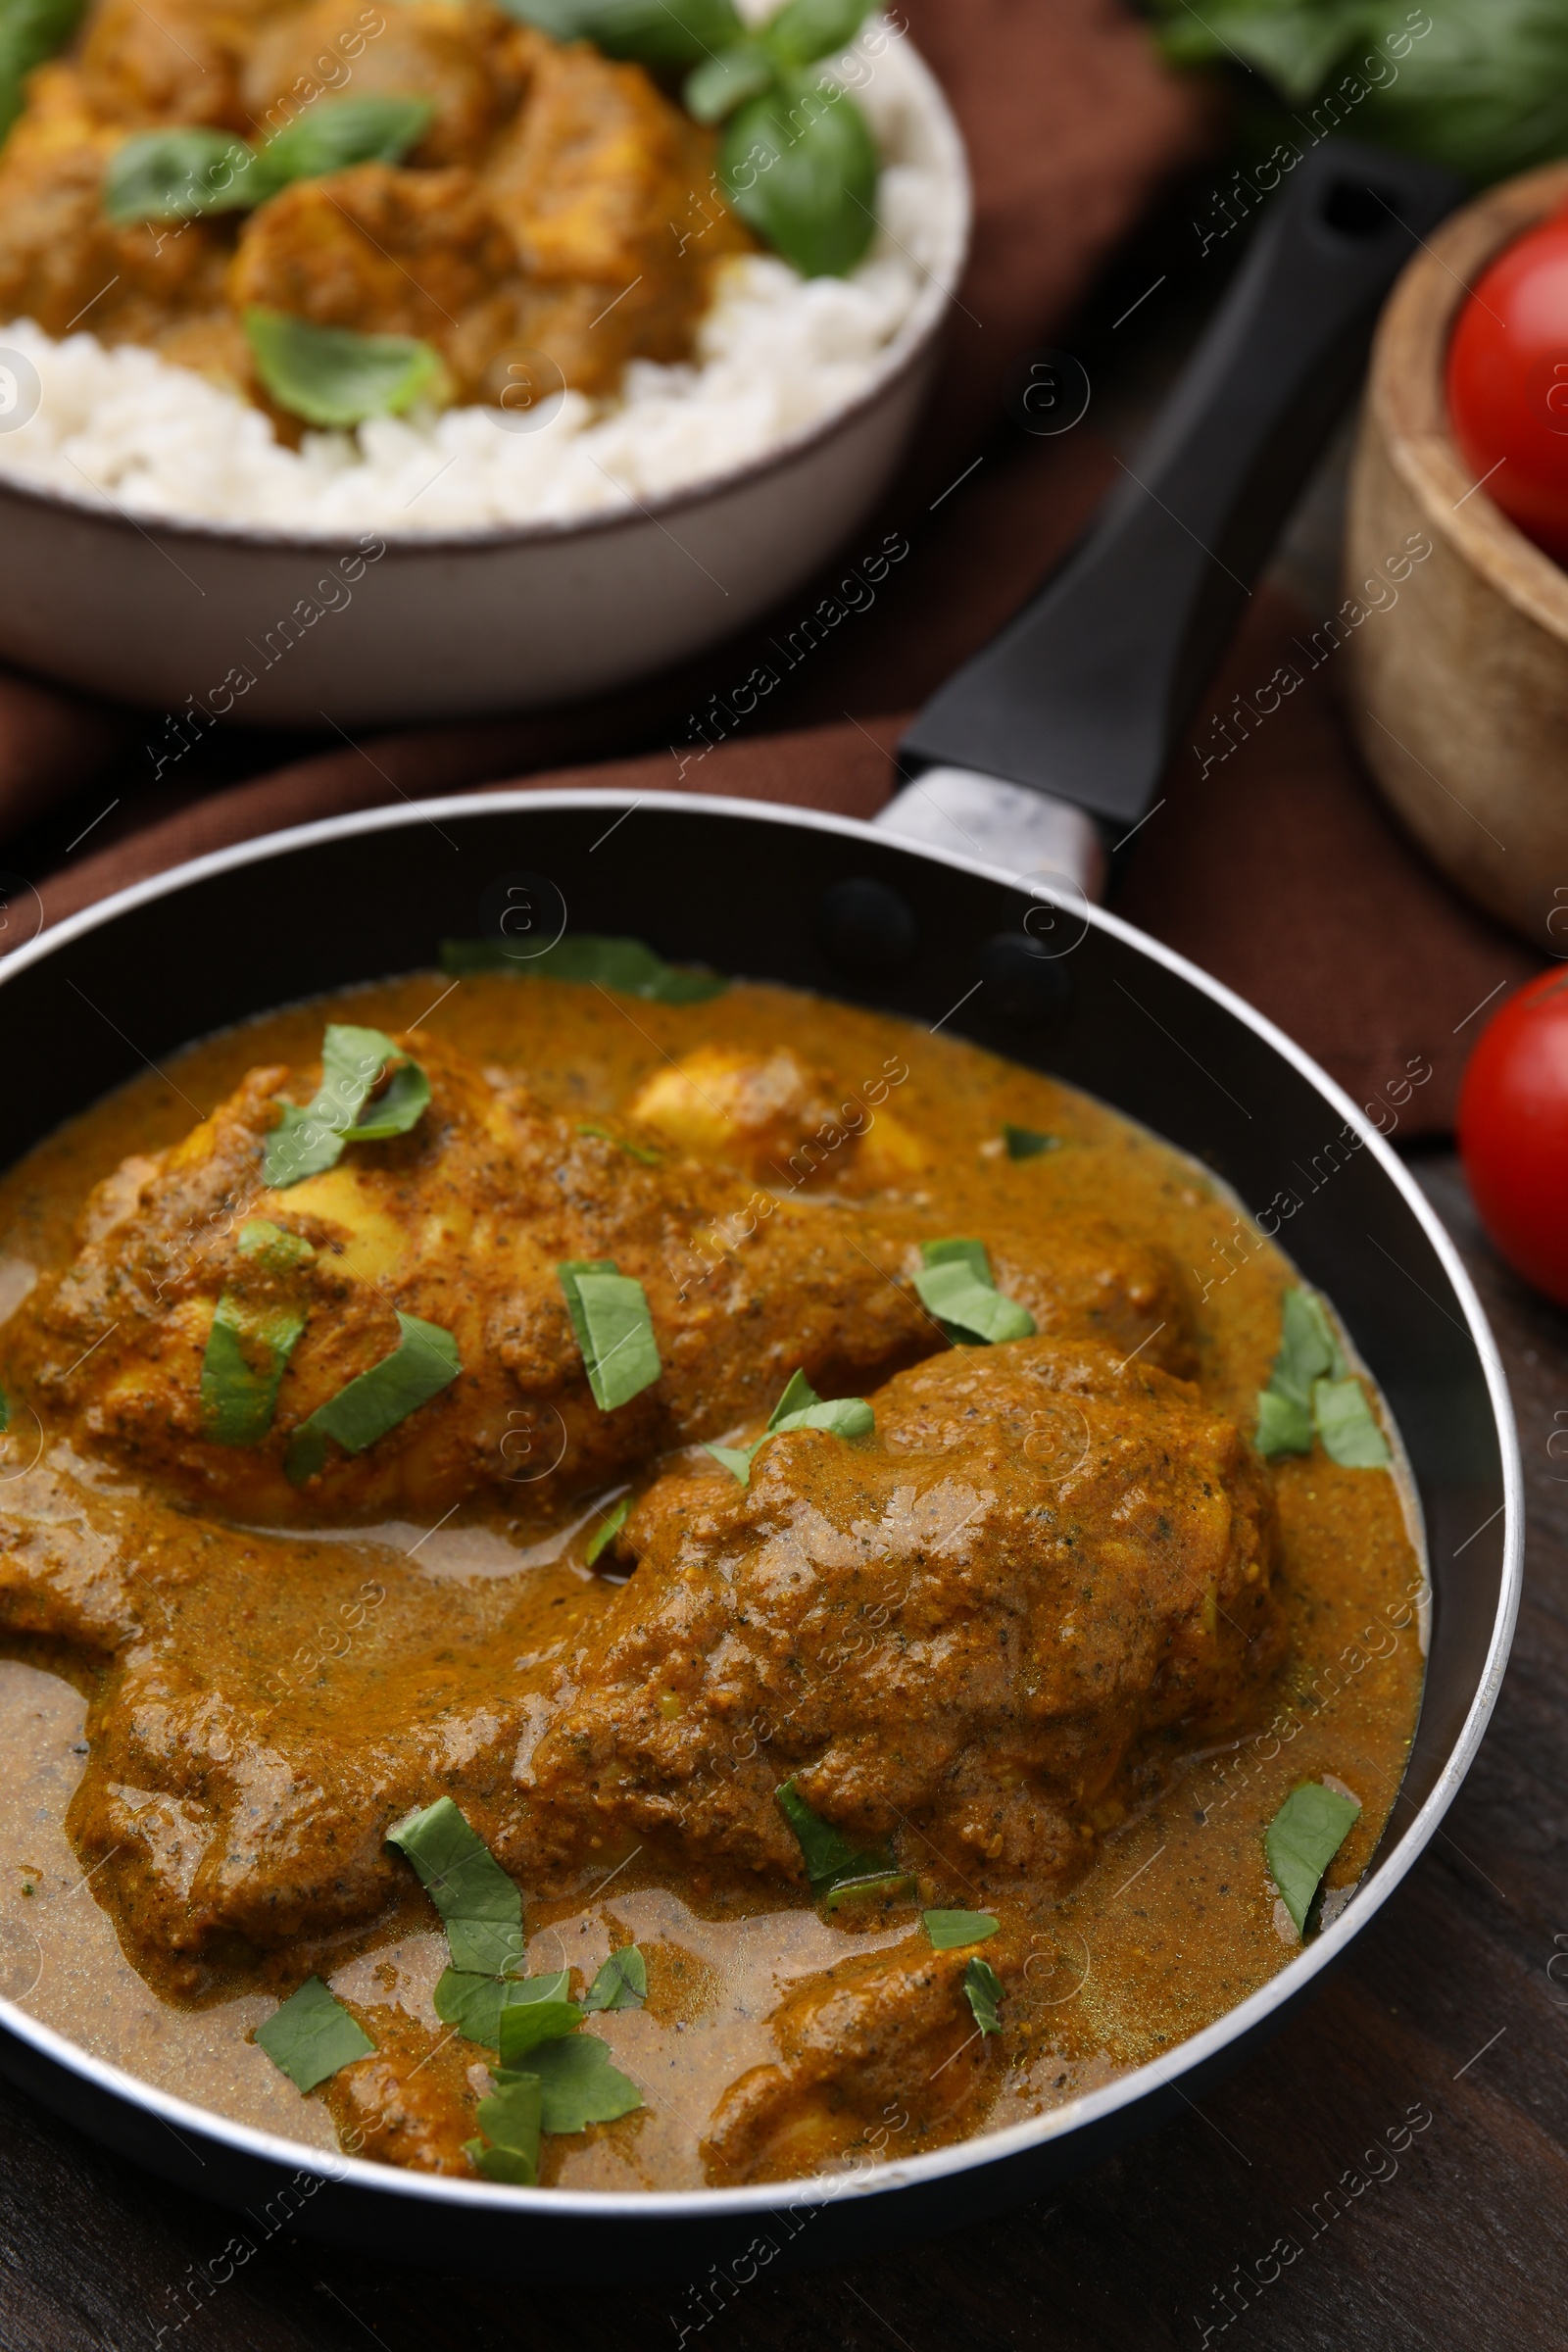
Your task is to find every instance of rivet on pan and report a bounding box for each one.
[813,878,918,978]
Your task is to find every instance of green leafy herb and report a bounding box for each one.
[497,1983,582,2065]
[245,307,443,429]
[265,1024,429,1189]
[284,1310,460,1484]
[433,1967,546,2049]
[776,1776,898,1898]
[685,39,775,121]
[913,1238,1035,1346]
[0,1389,9,1434]
[499,0,744,67]
[439,933,727,1004]
[200,1290,307,1446]
[1265,1780,1360,1935]
[385,1796,525,1977]
[576,1122,662,1165]
[251,94,432,193]
[500,2033,644,2132]
[237,1218,316,1274]
[557,1261,661,1413]
[1003,1125,1060,1159]
[1313,1376,1392,1468]
[763,0,872,67]
[963,1955,1004,2035]
[924,1909,1000,1950]
[254,1975,373,2091]
[583,1945,647,2012]
[822,1871,913,1910]
[719,73,878,277]
[705,1366,873,1485]
[1,0,84,147]
[585,1493,633,1567]
[103,126,259,224]
[466,2073,542,2184]
[1255,1387,1312,1457]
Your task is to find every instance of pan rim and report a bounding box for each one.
[0,786,1523,2223]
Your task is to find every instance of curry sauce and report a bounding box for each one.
[0,971,1425,2189]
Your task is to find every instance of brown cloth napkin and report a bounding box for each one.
[0,0,1541,1132]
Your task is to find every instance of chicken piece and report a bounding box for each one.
[629,1047,928,1193]
[323,2012,480,2172]
[241,0,534,170]
[78,0,301,131]
[703,1940,994,2183]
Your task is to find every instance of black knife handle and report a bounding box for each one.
[899,138,1464,833]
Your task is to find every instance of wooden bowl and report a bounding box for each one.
[1346,161,1568,952]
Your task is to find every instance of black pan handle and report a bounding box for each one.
[899,138,1464,834]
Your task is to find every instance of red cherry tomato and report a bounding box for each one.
[1447,208,1568,564]
[1458,968,1568,1303]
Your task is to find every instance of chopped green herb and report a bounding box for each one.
[440,933,727,1003]
[685,38,774,120]
[585,1494,632,1567]
[254,1975,373,2091]
[500,2033,644,2132]
[284,1310,460,1485]
[497,1984,582,2065]
[433,1967,544,2049]
[822,1871,914,1910]
[103,125,259,223]
[1255,1388,1312,1458]
[576,1123,662,1165]
[0,1389,9,1435]
[583,1946,647,2012]
[718,73,878,277]
[265,1024,429,1189]
[761,0,873,70]
[237,1218,316,1274]
[1003,1125,1060,1159]
[706,1368,873,1485]
[557,1261,661,1412]
[466,2073,542,2184]
[1266,1781,1360,1936]
[924,1909,1000,1950]
[913,1239,1035,1346]
[245,307,444,429]
[1313,1377,1392,1469]
[776,1777,898,1898]
[250,94,432,194]
[963,1955,1004,2035]
[385,1796,525,1978]
[1,0,86,148]
[201,1291,307,1446]
[500,0,744,68]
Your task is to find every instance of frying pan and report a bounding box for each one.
[0,141,1520,2278]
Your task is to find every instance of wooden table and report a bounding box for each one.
[0,1149,1558,2351]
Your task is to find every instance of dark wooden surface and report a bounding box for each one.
[0,1147,1560,2352]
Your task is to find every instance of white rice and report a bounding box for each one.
[0,15,965,537]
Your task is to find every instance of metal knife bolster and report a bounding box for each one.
[872,767,1108,901]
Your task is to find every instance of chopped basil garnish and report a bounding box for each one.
[254,1975,373,2091]
[706,1367,873,1486]
[104,96,431,224]
[913,1239,1035,1346]
[718,74,878,277]
[201,1290,306,1446]
[237,1217,315,1274]
[1003,1125,1060,1159]
[577,1122,662,1165]
[284,1310,459,1484]
[252,95,432,191]
[440,933,727,1004]
[265,1023,429,1189]
[1313,1377,1393,1468]
[583,1945,647,2012]
[1,0,84,148]
[1266,1781,1360,1936]
[1255,1290,1389,1466]
[465,2074,542,2184]
[822,1871,913,1910]
[776,1776,899,1899]
[501,2034,644,2132]
[963,1955,1004,2035]
[245,307,444,429]
[499,0,744,68]
[385,1796,525,1978]
[685,39,774,120]
[585,1494,632,1567]
[557,1261,661,1413]
[924,1909,1000,1950]
[496,1983,582,2066]
[433,1967,543,2049]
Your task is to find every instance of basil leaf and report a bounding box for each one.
[585,1494,632,1567]
[822,1871,913,1910]
[252,94,432,195]
[576,1123,662,1166]
[265,1024,428,1188]
[499,0,744,68]
[284,1310,460,1484]
[705,1367,873,1485]
[103,126,260,224]
[1,0,84,147]
[685,39,775,122]
[385,1795,525,1977]
[201,1290,307,1446]
[1255,1387,1312,1459]
[245,307,443,429]
[466,2073,542,2183]
[913,1239,1035,1346]
[433,1967,547,2049]
[498,1992,582,2066]
[1270,1289,1347,1411]
[719,74,878,277]
[1266,1780,1360,1935]
[963,1955,1004,2035]
[0,1389,9,1433]
[254,1975,373,2091]
[237,1218,315,1274]
[557,1261,661,1413]
[583,1946,647,2012]
[776,1776,897,1896]
[924,1909,1000,1950]
[705,1440,760,1482]
[762,0,873,69]
[503,2034,644,2132]
[439,933,727,1004]
[1003,1125,1060,1159]
[1313,1376,1392,1469]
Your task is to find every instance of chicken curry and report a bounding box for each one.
[0,956,1425,2190]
